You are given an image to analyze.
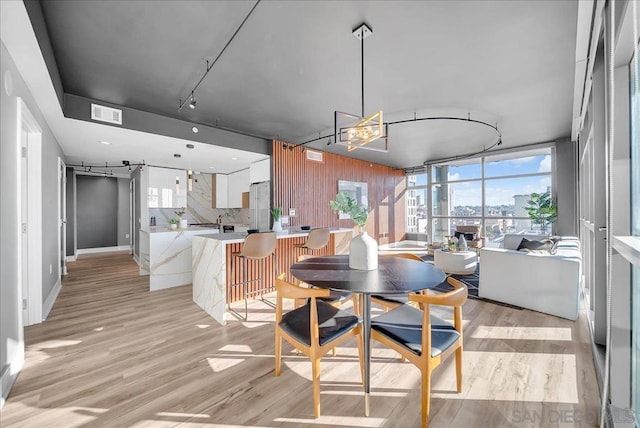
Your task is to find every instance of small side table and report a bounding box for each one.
[434,249,477,275]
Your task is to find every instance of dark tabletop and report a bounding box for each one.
[290,254,446,295]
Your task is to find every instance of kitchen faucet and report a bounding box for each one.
[217,214,224,224]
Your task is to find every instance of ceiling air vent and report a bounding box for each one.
[91,103,122,125]
[306,150,323,162]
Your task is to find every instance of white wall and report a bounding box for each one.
[1,40,65,404]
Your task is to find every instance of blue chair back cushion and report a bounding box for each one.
[279,300,360,346]
[371,305,460,357]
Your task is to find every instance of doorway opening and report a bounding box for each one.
[18,99,42,327]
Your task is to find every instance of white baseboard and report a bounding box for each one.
[65,255,76,262]
[0,347,24,409]
[42,278,62,320]
[76,245,131,255]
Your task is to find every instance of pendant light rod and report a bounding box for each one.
[352,23,372,118]
[178,0,261,111]
[361,32,365,117]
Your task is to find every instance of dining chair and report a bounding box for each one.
[228,231,277,320]
[296,254,359,315]
[371,253,426,311]
[370,277,468,428]
[274,276,364,418]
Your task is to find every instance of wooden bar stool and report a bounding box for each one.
[229,231,277,320]
[295,228,330,255]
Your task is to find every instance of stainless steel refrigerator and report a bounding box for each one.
[250,181,271,231]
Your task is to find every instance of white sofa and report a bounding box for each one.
[479,236,582,320]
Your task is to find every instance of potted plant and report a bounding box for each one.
[174,207,187,228]
[271,207,282,232]
[524,191,557,235]
[168,218,179,230]
[329,192,376,270]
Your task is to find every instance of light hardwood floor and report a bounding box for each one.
[1,252,599,427]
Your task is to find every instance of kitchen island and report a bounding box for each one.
[192,228,353,325]
[140,226,219,291]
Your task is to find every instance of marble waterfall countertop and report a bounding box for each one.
[141,225,220,234]
[199,227,354,244]
[192,227,354,325]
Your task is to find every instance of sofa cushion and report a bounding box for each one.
[518,238,554,252]
[503,234,524,250]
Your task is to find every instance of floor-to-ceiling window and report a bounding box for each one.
[630,37,639,426]
[407,146,554,244]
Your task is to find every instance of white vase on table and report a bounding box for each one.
[272,219,282,232]
[179,219,188,229]
[458,234,468,251]
[349,230,378,270]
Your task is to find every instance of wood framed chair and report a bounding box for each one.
[370,277,468,428]
[274,276,364,418]
[371,253,426,311]
[296,254,359,315]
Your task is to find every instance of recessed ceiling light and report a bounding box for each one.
[186,143,195,149]
[209,166,215,169]
[231,157,237,160]
[192,127,199,133]
[99,141,111,145]
[174,153,182,158]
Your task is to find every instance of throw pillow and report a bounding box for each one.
[503,234,524,250]
[518,238,554,252]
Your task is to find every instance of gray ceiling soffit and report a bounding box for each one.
[64,94,272,156]
[23,0,64,108]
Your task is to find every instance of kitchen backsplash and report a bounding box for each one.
[148,173,249,226]
[148,208,249,226]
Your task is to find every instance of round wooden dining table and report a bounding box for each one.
[290,254,446,416]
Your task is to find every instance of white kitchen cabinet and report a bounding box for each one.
[148,167,187,208]
[249,158,270,184]
[227,169,250,208]
[212,174,228,208]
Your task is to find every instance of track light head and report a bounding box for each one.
[497,138,503,146]
[327,137,332,146]
[189,92,196,109]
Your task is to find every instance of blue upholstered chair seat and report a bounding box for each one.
[280,300,360,346]
[371,304,460,357]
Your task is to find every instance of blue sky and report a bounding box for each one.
[412,155,552,206]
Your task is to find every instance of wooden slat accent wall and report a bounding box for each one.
[272,140,407,244]
[225,234,339,303]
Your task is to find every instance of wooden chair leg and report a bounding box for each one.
[455,347,463,393]
[312,356,322,418]
[421,371,431,428]
[351,295,359,316]
[332,347,337,357]
[275,332,282,376]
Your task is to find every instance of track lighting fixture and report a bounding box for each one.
[177,1,261,112]
[67,160,146,176]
